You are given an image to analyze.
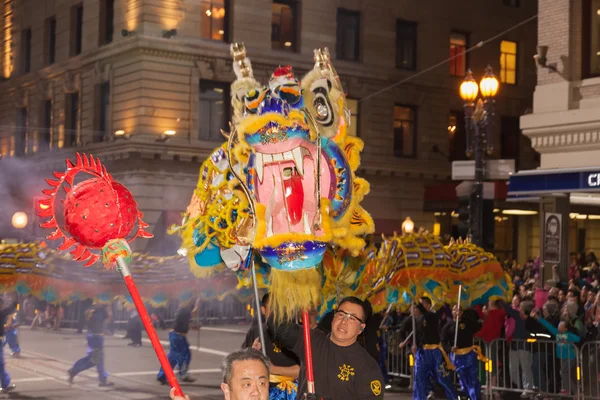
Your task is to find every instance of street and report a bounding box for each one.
[2,326,412,399]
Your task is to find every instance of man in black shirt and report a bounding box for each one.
[441,307,483,400]
[243,293,300,400]
[68,303,113,387]
[157,298,200,384]
[406,297,457,400]
[269,296,384,400]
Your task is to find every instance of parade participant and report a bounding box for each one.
[403,297,457,400]
[126,306,142,347]
[157,297,200,384]
[4,305,20,357]
[68,302,113,387]
[442,306,484,400]
[242,294,300,400]
[0,293,18,393]
[268,296,384,400]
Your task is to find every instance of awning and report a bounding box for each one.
[508,166,600,197]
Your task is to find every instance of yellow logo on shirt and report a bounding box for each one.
[337,364,355,381]
[273,343,281,353]
[370,380,381,396]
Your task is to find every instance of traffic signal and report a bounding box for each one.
[32,196,50,238]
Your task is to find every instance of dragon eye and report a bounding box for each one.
[312,90,333,126]
[244,88,267,114]
[277,83,302,105]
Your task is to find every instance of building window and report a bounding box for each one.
[272,0,298,52]
[99,0,114,46]
[396,20,417,70]
[40,100,52,151]
[500,40,517,84]
[393,105,416,158]
[94,82,110,142]
[501,116,521,166]
[15,107,27,156]
[346,98,359,137]
[584,0,600,77]
[70,3,83,56]
[449,32,468,76]
[64,92,79,148]
[502,0,520,7]
[336,9,360,61]
[448,111,467,162]
[199,81,229,141]
[44,16,56,66]
[200,0,229,41]
[20,28,31,74]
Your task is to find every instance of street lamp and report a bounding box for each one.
[458,65,499,247]
[12,211,28,243]
[402,217,414,234]
[12,212,27,229]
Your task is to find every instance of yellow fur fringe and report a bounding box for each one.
[270,268,322,322]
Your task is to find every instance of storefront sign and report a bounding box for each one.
[543,213,561,264]
[508,168,600,196]
[587,173,600,187]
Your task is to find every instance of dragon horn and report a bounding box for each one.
[230,42,253,79]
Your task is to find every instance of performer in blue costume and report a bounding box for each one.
[68,303,113,387]
[4,307,20,357]
[157,298,199,384]
[403,297,458,400]
[442,307,485,400]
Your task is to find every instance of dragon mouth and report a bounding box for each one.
[253,138,332,239]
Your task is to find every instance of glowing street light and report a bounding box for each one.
[12,212,28,229]
[402,217,414,234]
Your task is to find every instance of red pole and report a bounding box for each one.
[302,309,315,394]
[118,256,184,398]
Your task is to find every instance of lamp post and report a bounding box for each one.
[12,211,28,243]
[402,217,414,234]
[459,66,499,247]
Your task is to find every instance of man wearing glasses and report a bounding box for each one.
[268,296,384,400]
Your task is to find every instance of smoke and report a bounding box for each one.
[0,156,58,238]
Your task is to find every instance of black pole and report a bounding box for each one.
[472,121,484,247]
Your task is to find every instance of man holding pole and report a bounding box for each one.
[442,305,484,400]
[404,297,458,400]
[157,298,200,385]
[268,296,384,400]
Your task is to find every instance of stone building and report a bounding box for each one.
[0,0,538,255]
[508,0,600,274]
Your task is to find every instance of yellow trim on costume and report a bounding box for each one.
[269,374,297,394]
[422,344,455,371]
[453,345,489,363]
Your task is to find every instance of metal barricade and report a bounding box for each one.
[580,341,600,399]
[383,329,413,385]
[487,337,581,399]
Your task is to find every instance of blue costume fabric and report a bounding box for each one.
[269,380,297,400]
[157,331,191,380]
[451,350,481,400]
[413,348,458,400]
[4,328,19,354]
[71,333,108,383]
[0,342,10,389]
